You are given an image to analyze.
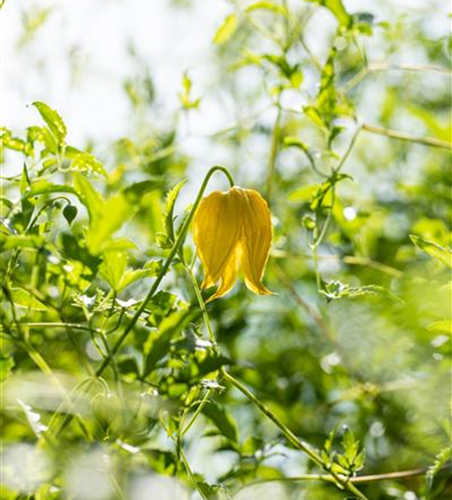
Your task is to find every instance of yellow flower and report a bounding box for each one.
[193,186,273,302]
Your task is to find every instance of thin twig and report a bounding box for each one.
[235,466,430,493]
[362,123,451,151]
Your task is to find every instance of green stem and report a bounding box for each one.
[95,165,234,377]
[235,466,429,494]
[181,389,212,438]
[185,256,369,500]
[221,368,369,500]
[362,123,451,151]
[179,448,209,500]
[184,264,218,348]
[0,322,102,333]
[266,102,282,201]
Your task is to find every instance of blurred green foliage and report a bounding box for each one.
[0,0,451,499]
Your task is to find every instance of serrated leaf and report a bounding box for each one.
[202,401,238,444]
[32,101,67,144]
[213,13,238,45]
[70,152,107,177]
[320,281,402,303]
[410,235,452,268]
[425,445,452,493]
[157,181,186,249]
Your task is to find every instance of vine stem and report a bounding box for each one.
[362,123,451,151]
[185,259,370,500]
[221,369,369,500]
[95,165,234,377]
[265,101,282,202]
[235,466,429,494]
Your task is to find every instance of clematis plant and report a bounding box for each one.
[193,186,273,301]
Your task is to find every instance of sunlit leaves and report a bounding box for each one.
[322,425,365,476]
[213,13,238,45]
[9,288,49,311]
[202,401,238,445]
[307,0,352,28]
[67,150,107,177]
[410,235,452,268]
[0,356,15,382]
[157,181,186,249]
[32,101,67,145]
[304,48,354,133]
[245,1,287,15]
[179,73,200,110]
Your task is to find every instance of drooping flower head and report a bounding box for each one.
[193,186,273,302]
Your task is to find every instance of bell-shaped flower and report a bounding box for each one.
[193,186,273,301]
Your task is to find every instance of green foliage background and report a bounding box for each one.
[0,1,451,499]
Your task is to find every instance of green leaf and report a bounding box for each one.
[32,101,67,144]
[179,72,200,110]
[425,445,452,493]
[0,355,14,382]
[20,163,31,196]
[144,308,197,376]
[410,235,452,268]
[62,204,77,225]
[24,180,76,198]
[60,233,101,273]
[0,129,28,153]
[123,179,163,202]
[9,287,49,311]
[69,151,107,177]
[213,13,238,45]
[427,320,452,335]
[86,193,132,254]
[245,1,287,15]
[99,251,128,291]
[288,184,320,203]
[321,281,402,303]
[202,401,238,444]
[307,0,352,28]
[73,172,104,223]
[157,180,186,249]
[0,234,44,251]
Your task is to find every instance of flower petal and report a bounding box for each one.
[193,190,241,290]
[206,245,239,302]
[239,188,273,295]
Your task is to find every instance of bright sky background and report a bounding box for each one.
[1,0,448,138]
[0,0,448,192]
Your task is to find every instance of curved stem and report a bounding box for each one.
[221,369,369,500]
[95,165,234,377]
[184,257,369,500]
